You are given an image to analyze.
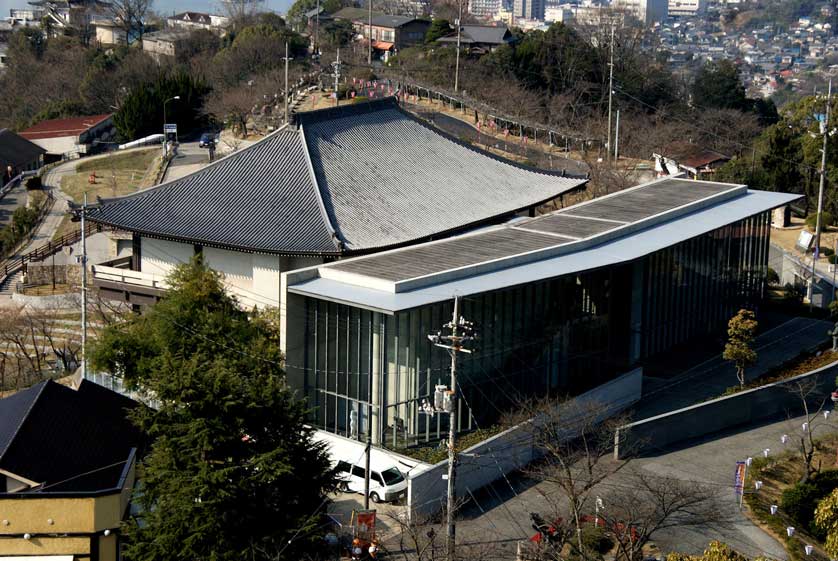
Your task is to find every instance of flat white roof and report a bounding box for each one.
[286,181,799,314]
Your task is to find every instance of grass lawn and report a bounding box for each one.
[745,434,838,561]
[61,148,159,204]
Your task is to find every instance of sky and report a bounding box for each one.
[1,0,293,20]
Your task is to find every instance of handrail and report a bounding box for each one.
[0,218,102,290]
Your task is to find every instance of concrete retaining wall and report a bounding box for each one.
[614,359,838,459]
[407,368,643,521]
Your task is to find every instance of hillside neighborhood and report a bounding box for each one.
[3,0,838,560]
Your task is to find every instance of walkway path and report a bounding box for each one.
[0,180,29,228]
[633,316,832,420]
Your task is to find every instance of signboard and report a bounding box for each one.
[733,461,746,496]
[163,123,178,134]
[353,509,376,542]
[796,229,815,253]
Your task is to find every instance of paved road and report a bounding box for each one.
[449,410,832,560]
[163,141,212,183]
[0,180,28,228]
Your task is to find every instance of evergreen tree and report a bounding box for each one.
[692,60,748,111]
[91,258,335,561]
[425,19,452,43]
[113,73,210,142]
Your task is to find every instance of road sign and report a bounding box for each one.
[163,123,177,134]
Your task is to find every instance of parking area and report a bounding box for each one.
[327,490,409,538]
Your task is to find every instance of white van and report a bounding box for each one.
[335,459,407,503]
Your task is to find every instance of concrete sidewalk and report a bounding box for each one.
[633,316,832,420]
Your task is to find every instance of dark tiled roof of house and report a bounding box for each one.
[438,25,512,45]
[0,128,45,169]
[0,380,139,493]
[369,14,420,27]
[170,11,211,23]
[87,98,587,255]
[331,6,384,21]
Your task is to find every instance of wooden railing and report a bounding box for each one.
[0,220,101,289]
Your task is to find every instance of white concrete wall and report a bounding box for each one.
[30,136,77,156]
[140,237,327,309]
[141,237,193,277]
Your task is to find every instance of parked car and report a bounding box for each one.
[335,459,407,503]
[199,133,217,148]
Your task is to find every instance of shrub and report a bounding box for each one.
[767,267,780,285]
[823,246,836,257]
[830,254,838,265]
[24,176,41,190]
[806,212,835,232]
[781,481,819,528]
[780,470,838,539]
[581,524,613,554]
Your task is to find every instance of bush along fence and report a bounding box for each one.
[613,359,838,460]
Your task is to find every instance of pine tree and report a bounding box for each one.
[91,257,336,561]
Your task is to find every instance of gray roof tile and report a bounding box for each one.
[88,98,587,255]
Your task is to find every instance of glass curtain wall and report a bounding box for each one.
[299,212,771,449]
[639,211,770,357]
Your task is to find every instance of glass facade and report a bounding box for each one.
[292,212,770,449]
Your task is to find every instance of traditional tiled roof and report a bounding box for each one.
[87,98,587,256]
[0,380,139,493]
[438,25,513,45]
[0,128,45,169]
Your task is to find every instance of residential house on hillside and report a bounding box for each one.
[84,98,588,309]
[365,15,429,56]
[331,9,429,57]
[142,29,191,61]
[0,128,45,180]
[653,144,730,179]
[167,11,229,33]
[437,24,514,53]
[19,114,114,159]
[92,16,127,45]
[0,380,140,561]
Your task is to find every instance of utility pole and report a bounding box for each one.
[810,78,832,308]
[454,0,463,93]
[427,296,475,561]
[606,25,615,164]
[314,0,320,57]
[283,41,290,125]
[368,0,373,65]
[614,109,620,162]
[81,192,87,380]
[332,48,341,107]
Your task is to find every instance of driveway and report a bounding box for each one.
[163,140,212,183]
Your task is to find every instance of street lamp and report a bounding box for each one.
[163,95,180,155]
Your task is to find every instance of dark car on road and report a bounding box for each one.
[199,133,217,148]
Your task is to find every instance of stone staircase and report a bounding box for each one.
[0,270,23,298]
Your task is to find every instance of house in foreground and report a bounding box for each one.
[85,98,588,309]
[0,128,45,179]
[0,379,139,561]
[281,177,798,448]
